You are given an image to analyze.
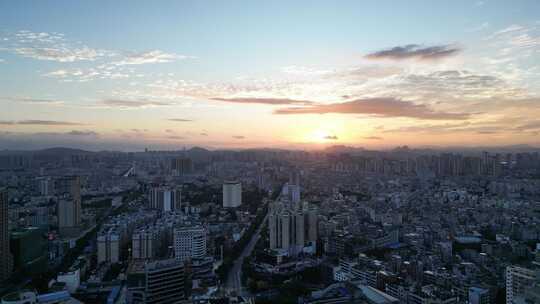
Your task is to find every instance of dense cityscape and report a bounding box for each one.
[2,1,540,303]
[0,145,539,303]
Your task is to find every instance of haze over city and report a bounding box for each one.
[1,1,540,151]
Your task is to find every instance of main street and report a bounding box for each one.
[225,211,269,296]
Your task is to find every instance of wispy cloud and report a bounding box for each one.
[466,22,490,32]
[1,96,64,105]
[167,135,185,140]
[324,135,338,140]
[212,97,313,105]
[13,46,108,62]
[5,30,112,62]
[365,44,461,61]
[274,97,471,120]
[232,135,245,139]
[112,50,192,65]
[0,120,85,126]
[100,99,175,109]
[168,118,193,122]
[43,67,132,82]
[381,116,540,135]
[364,136,383,140]
[66,130,98,136]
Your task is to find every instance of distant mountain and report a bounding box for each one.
[34,147,94,155]
[324,145,366,154]
[187,146,211,154]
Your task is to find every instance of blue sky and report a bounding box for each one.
[1,1,540,150]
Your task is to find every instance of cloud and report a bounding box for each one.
[167,135,185,140]
[13,46,107,62]
[381,116,540,135]
[43,67,130,82]
[466,22,490,32]
[1,96,64,105]
[66,130,98,136]
[211,97,313,105]
[200,132,208,136]
[3,30,112,62]
[365,44,461,61]
[131,128,148,133]
[168,118,193,122]
[232,135,245,139]
[514,120,540,131]
[395,70,523,100]
[112,50,192,65]
[274,97,471,120]
[364,136,383,140]
[324,135,338,140]
[100,99,174,108]
[0,58,4,63]
[0,120,85,126]
[281,66,332,76]
[165,129,174,133]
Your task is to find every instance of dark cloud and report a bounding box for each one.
[1,97,63,104]
[364,136,383,140]
[514,121,540,131]
[200,132,208,136]
[167,135,185,140]
[365,44,461,61]
[0,120,85,126]
[168,118,193,122]
[232,135,245,139]
[382,122,471,133]
[274,97,471,120]
[212,97,313,105]
[324,135,338,140]
[66,130,98,136]
[101,99,174,108]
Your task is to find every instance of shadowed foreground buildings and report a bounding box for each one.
[55,176,82,237]
[269,200,318,257]
[127,258,188,304]
[0,187,13,282]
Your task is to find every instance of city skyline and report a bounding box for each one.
[1,1,540,151]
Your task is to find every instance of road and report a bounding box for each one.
[224,211,269,295]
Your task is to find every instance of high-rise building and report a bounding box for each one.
[57,199,77,231]
[127,258,188,304]
[468,287,490,304]
[170,157,193,177]
[222,181,242,208]
[37,177,54,196]
[10,227,47,275]
[148,186,181,212]
[55,176,81,203]
[55,176,81,236]
[173,225,206,262]
[506,265,537,304]
[269,200,318,256]
[132,229,157,260]
[0,188,13,281]
[97,230,120,264]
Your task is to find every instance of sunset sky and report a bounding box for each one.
[1,1,540,151]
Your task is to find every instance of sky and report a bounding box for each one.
[1,0,540,151]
